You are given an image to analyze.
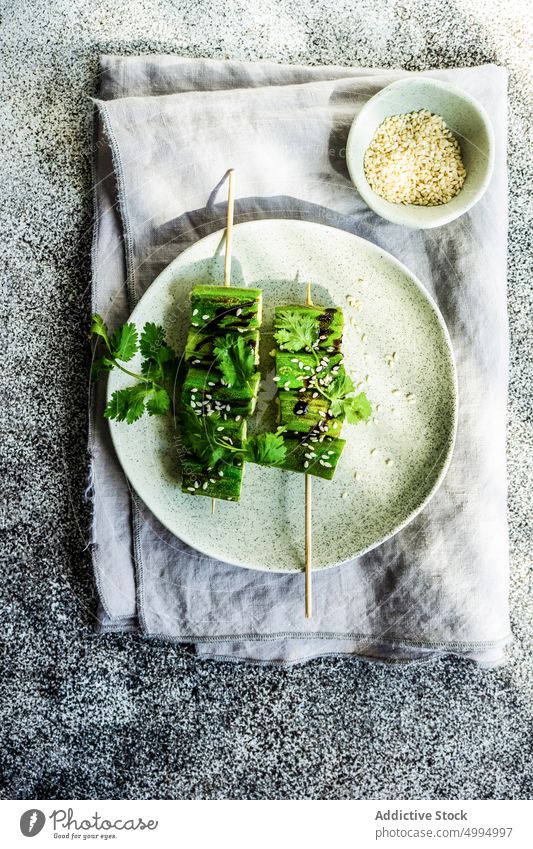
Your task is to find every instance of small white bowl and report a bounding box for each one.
[346,77,495,229]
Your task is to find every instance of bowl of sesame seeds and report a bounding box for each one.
[346,77,495,229]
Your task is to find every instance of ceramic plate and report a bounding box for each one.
[108,220,457,573]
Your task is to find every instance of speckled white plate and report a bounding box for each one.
[108,220,457,573]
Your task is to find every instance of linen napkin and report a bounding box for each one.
[90,56,510,666]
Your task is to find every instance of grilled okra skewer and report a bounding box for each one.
[180,285,263,501]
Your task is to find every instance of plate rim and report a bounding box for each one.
[107,218,458,573]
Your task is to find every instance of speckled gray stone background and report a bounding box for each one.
[1,0,531,800]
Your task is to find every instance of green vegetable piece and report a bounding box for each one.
[181,458,244,501]
[278,391,343,436]
[277,436,346,480]
[275,351,345,391]
[182,366,261,416]
[190,285,263,330]
[185,328,260,368]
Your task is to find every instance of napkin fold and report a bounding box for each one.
[90,56,511,666]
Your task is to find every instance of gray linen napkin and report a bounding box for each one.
[90,56,511,666]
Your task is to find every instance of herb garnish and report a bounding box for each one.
[213,334,257,389]
[243,428,287,465]
[180,404,287,468]
[90,315,177,423]
[274,310,319,355]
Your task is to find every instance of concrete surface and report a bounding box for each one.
[1,0,531,799]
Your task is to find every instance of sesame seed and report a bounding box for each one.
[202,314,209,320]
[364,110,466,206]
[385,458,394,465]
[192,309,198,316]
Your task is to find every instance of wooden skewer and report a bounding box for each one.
[305,281,313,618]
[223,168,235,288]
[213,168,236,515]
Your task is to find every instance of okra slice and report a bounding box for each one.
[274,305,344,352]
[278,391,343,436]
[182,366,261,416]
[277,436,346,480]
[190,285,262,330]
[275,351,345,391]
[186,328,260,368]
[181,458,244,500]
[181,414,247,500]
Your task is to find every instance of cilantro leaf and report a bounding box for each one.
[104,384,149,424]
[90,314,111,349]
[274,310,318,353]
[140,323,174,363]
[146,388,171,416]
[140,322,177,390]
[330,392,372,424]
[180,405,233,467]
[244,429,287,466]
[213,334,256,388]
[326,372,355,401]
[109,323,138,362]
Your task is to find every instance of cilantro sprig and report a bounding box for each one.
[213,334,257,389]
[274,310,319,356]
[316,370,372,424]
[243,428,287,465]
[180,404,287,468]
[90,315,177,423]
